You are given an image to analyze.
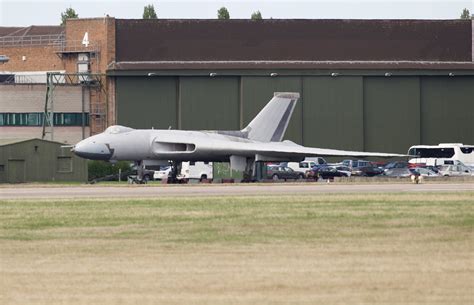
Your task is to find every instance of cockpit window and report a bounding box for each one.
[104,125,134,134]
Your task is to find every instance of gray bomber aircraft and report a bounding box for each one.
[73,92,404,181]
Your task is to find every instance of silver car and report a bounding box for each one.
[412,167,441,177]
[438,165,474,176]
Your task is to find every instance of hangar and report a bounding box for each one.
[0,138,87,183]
[1,18,473,154]
[109,19,474,154]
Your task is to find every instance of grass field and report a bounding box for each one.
[1,192,473,304]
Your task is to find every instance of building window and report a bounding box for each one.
[54,113,89,126]
[0,164,4,171]
[0,113,89,126]
[27,113,42,126]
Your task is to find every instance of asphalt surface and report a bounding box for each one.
[0,183,472,199]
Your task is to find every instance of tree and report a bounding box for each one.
[60,7,78,25]
[217,7,230,19]
[143,4,158,19]
[251,11,262,20]
[460,8,470,19]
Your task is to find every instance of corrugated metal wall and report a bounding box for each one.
[115,75,474,154]
[302,76,364,150]
[363,77,421,153]
[0,139,88,183]
[180,77,240,130]
[420,77,474,144]
[116,77,178,129]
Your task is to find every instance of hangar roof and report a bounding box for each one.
[0,25,64,37]
[113,19,473,71]
[0,138,65,147]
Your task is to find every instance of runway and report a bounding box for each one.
[0,182,472,199]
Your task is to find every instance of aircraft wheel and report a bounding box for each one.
[272,174,279,181]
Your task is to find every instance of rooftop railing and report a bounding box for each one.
[54,40,100,54]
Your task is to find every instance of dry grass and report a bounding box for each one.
[0,192,473,304]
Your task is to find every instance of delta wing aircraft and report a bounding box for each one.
[73,92,404,180]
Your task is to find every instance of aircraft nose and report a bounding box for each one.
[73,139,113,161]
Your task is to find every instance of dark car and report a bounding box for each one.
[318,166,351,179]
[357,166,384,177]
[267,165,305,181]
[305,164,330,180]
[342,160,383,177]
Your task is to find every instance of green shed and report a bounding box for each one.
[0,138,87,183]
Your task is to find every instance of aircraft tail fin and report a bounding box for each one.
[242,92,299,142]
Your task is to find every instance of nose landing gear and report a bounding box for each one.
[128,161,148,184]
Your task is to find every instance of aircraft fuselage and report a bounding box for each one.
[73,128,262,163]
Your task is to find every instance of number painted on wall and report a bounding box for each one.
[82,32,89,47]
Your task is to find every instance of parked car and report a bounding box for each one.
[383,167,438,179]
[318,166,351,179]
[305,164,331,179]
[411,167,441,177]
[438,164,474,177]
[423,165,441,174]
[383,161,409,172]
[341,159,371,168]
[267,165,305,181]
[286,157,327,173]
[334,166,352,177]
[154,166,172,180]
[384,168,414,178]
[358,166,384,177]
[341,160,383,177]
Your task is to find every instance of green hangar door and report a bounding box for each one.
[420,76,474,145]
[8,160,26,183]
[302,76,364,150]
[116,77,178,129]
[179,77,240,130]
[363,77,421,153]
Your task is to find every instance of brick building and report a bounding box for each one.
[0,18,114,143]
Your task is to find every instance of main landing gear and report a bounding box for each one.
[167,161,182,184]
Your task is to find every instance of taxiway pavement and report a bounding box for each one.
[0,183,472,200]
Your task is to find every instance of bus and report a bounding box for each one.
[408,143,474,167]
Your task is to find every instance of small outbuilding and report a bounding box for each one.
[0,138,87,183]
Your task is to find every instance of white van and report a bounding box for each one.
[181,161,213,180]
[408,143,474,167]
[153,161,213,181]
[287,157,327,173]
